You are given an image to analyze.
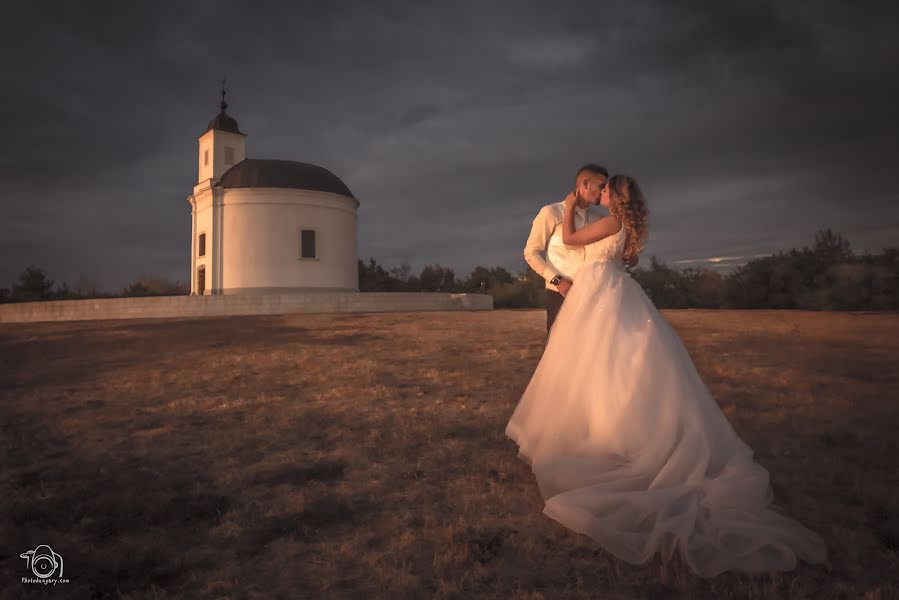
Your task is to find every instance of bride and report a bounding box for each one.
[504,175,828,577]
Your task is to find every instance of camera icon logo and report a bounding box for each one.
[20,545,64,579]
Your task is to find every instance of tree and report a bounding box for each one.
[11,265,54,301]
[490,265,545,308]
[464,266,493,292]
[121,281,152,297]
[389,263,412,283]
[813,228,853,262]
[73,272,103,298]
[419,264,456,292]
[630,256,693,308]
[51,281,75,300]
[490,267,514,287]
[358,258,397,292]
[462,266,514,293]
[686,268,726,308]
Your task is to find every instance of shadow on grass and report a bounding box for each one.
[0,314,385,393]
[0,397,367,597]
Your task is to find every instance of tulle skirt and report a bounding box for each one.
[505,259,828,577]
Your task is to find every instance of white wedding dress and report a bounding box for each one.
[505,223,828,577]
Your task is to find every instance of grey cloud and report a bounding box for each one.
[1,0,897,290]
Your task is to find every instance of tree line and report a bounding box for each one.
[0,271,188,303]
[2,229,896,311]
[632,229,897,311]
[362,229,897,310]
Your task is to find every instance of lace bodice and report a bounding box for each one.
[584,223,627,264]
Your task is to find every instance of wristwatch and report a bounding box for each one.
[550,275,564,286]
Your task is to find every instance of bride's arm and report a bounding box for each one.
[562,193,623,246]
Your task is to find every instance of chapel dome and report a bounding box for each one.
[218,158,357,200]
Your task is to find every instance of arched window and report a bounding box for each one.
[197,265,206,295]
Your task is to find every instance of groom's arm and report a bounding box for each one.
[523,205,563,284]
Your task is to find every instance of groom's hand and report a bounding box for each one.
[626,254,639,269]
[556,278,573,296]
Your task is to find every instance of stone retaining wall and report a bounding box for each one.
[0,292,493,324]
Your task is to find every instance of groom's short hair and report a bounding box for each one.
[576,164,609,180]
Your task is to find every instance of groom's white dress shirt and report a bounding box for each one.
[524,202,600,293]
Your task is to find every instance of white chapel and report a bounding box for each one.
[188,89,359,295]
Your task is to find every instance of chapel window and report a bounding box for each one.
[300,230,316,259]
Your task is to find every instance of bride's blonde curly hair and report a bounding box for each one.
[607,175,649,264]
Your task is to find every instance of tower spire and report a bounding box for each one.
[220,76,228,112]
[202,77,245,136]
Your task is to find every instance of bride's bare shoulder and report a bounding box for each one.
[593,215,623,235]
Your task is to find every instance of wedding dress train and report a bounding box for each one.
[505,223,827,577]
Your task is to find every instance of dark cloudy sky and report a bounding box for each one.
[2,1,897,292]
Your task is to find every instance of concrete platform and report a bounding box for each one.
[0,292,493,324]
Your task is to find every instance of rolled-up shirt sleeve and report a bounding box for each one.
[524,205,562,283]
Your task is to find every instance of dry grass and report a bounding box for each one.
[1,309,897,599]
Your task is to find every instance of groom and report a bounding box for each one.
[523,164,637,334]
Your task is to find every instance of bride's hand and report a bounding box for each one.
[563,191,577,209]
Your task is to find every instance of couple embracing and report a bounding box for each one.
[506,164,828,578]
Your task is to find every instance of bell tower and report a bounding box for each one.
[197,79,247,184]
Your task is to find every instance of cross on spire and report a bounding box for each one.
[220,77,228,112]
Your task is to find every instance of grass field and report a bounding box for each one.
[1,309,898,599]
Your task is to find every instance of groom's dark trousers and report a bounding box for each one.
[545,289,566,335]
